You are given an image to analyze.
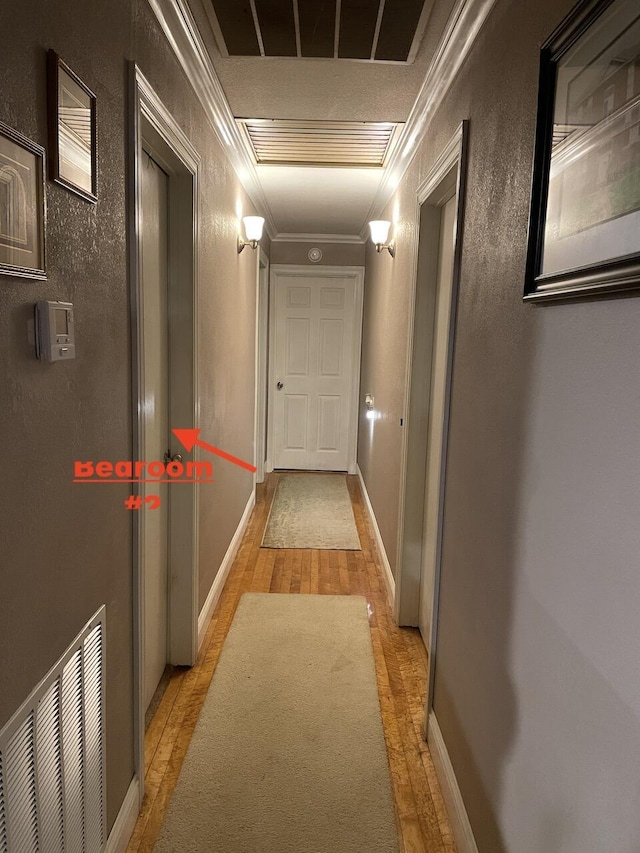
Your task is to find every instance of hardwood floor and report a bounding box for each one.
[126,473,457,853]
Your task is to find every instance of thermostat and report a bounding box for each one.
[35,300,75,362]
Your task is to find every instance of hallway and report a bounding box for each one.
[3,1,640,851]
[127,474,456,853]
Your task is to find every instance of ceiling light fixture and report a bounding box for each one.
[238,216,265,253]
[368,220,395,257]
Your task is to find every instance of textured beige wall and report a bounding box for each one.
[359,0,640,850]
[0,0,265,831]
[358,180,420,577]
[270,241,365,267]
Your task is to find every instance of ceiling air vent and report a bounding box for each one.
[237,119,400,168]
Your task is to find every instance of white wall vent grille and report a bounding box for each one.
[237,119,401,168]
[0,607,106,853]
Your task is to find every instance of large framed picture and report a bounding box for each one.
[525,0,640,302]
[0,121,46,279]
[48,50,97,203]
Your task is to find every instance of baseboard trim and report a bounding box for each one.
[197,489,256,650]
[427,712,480,853]
[355,465,395,607]
[104,775,141,853]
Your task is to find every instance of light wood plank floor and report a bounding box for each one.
[126,473,457,853]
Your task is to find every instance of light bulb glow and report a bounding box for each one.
[368,220,391,246]
[243,216,265,242]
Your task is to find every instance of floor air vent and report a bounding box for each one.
[0,607,106,853]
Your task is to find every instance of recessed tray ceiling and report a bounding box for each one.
[208,0,431,62]
[237,118,401,167]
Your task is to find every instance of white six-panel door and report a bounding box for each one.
[268,265,364,472]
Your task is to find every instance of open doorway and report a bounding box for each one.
[130,65,200,794]
[395,123,468,650]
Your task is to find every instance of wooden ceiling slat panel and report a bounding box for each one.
[298,0,336,58]
[375,0,425,61]
[254,0,297,56]
[258,158,385,165]
[249,137,390,143]
[248,129,393,137]
[240,117,397,166]
[254,151,388,157]
[256,155,388,159]
[254,140,387,152]
[257,152,385,157]
[245,119,396,128]
[338,0,379,59]
[212,0,428,61]
[251,141,390,148]
[210,0,261,56]
[251,143,389,148]
[255,141,383,147]
[256,149,386,154]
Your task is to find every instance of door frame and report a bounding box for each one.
[394,122,468,636]
[265,264,364,475]
[254,248,269,484]
[129,64,200,795]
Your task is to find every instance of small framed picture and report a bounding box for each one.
[0,120,46,279]
[525,0,640,302]
[48,50,97,203]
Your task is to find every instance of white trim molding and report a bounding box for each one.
[254,248,270,485]
[427,713,480,853]
[361,0,498,236]
[130,62,201,798]
[104,776,141,853]
[272,232,366,245]
[395,122,467,630]
[416,125,467,206]
[356,465,395,607]
[146,0,277,238]
[198,490,256,649]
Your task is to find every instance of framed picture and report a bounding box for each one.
[525,0,640,302]
[48,50,97,203]
[0,121,46,279]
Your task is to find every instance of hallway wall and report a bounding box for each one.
[358,0,640,851]
[0,0,264,832]
[270,240,365,267]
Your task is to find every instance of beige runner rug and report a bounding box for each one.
[154,593,399,853]
[261,473,361,549]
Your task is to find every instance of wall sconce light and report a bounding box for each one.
[368,220,395,257]
[238,216,265,253]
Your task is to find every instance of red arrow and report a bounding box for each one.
[173,428,256,473]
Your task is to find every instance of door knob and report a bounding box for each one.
[164,450,183,464]
[277,381,284,390]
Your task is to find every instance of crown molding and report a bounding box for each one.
[360,0,498,238]
[147,0,278,239]
[272,233,365,245]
